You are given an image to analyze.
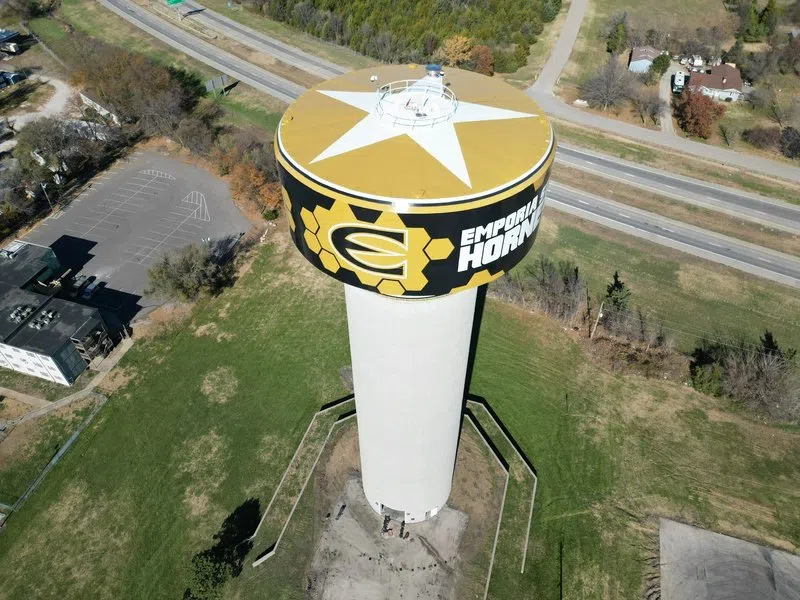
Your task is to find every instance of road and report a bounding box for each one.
[181,0,345,79]
[548,183,800,289]
[90,0,800,286]
[526,0,800,184]
[98,0,305,103]
[556,145,800,233]
[657,70,675,135]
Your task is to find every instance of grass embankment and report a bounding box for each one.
[527,210,800,352]
[554,119,800,204]
[0,396,97,506]
[192,0,377,71]
[0,226,798,599]
[28,5,285,135]
[551,165,800,256]
[0,368,92,402]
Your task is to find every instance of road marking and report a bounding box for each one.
[618,213,631,219]
[708,242,723,248]
[84,174,161,236]
[577,199,589,205]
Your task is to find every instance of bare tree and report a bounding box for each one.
[751,87,797,127]
[631,89,666,124]
[719,122,739,146]
[581,57,635,110]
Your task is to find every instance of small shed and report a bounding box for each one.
[628,46,661,73]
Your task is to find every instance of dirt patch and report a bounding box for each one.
[178,430,229,519]
[200,366,239,404]
[194,322,235,343]
[309,421,505,600]
[133,302,193,339]
[218,302,232,319]
[716,520,797,553]
[194,322,218,337]
[0,396,32,421]
[97,367,137,394]
[0,396,96,469]
[265,226,335,299]
[256,432,284,466]
[578,332,691,384]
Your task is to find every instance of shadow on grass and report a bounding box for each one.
[184,498,261,599]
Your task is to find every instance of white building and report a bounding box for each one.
[0,241,111,385]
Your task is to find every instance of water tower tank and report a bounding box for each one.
[276,64,555,522]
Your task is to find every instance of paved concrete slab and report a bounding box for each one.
[308,474,467,600]
[660,519,800,600]
[23,152,250,312]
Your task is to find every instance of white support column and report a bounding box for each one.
[344,284,477,522]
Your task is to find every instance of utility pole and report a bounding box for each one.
[40,182,53,211]
[590,300,604,340]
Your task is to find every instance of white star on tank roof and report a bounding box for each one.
[310,77,537,188]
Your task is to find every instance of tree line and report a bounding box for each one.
[491,257,799,423]
[238,0,561,72]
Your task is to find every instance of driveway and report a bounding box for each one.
[0,76,73,152]
[658,69,675,135]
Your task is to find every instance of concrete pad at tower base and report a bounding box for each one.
[660,518,800,600]
[307,474,467,600]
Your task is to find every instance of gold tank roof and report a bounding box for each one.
[276,65,554,205]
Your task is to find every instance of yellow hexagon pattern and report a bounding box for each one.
[301,199,434,293]
[424,238,455,260]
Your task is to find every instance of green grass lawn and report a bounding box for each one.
[0,225,796,599]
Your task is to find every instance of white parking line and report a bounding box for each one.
[84,174,161,236]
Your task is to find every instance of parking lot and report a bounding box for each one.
[24,150,251,315]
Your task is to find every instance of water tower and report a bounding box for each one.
[276,65,555,522]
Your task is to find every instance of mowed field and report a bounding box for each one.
[0,226,798,599]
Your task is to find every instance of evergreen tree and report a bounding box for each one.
[607,21,628,54]
[605,271,631,311]
[740,0,765,42]
[760,0,778,36]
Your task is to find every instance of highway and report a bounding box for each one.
[98,0,305,103]
[181,0,346,79]
[548,183,800,289]
[92,0,800,287]
[135,0,800,235]
[556,146,800,234]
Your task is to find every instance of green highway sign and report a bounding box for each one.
[166,0,185,6]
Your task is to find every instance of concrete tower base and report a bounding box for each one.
[344,284,477,522]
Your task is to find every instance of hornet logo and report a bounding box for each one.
[329,224,408,279]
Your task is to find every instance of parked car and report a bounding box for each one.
[70,274,93,296]
[81,278,102,300]
[1,71,26,85]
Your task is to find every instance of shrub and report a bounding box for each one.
[742,126,781,149]
[781,126,800,159]
[146,243,235,301]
